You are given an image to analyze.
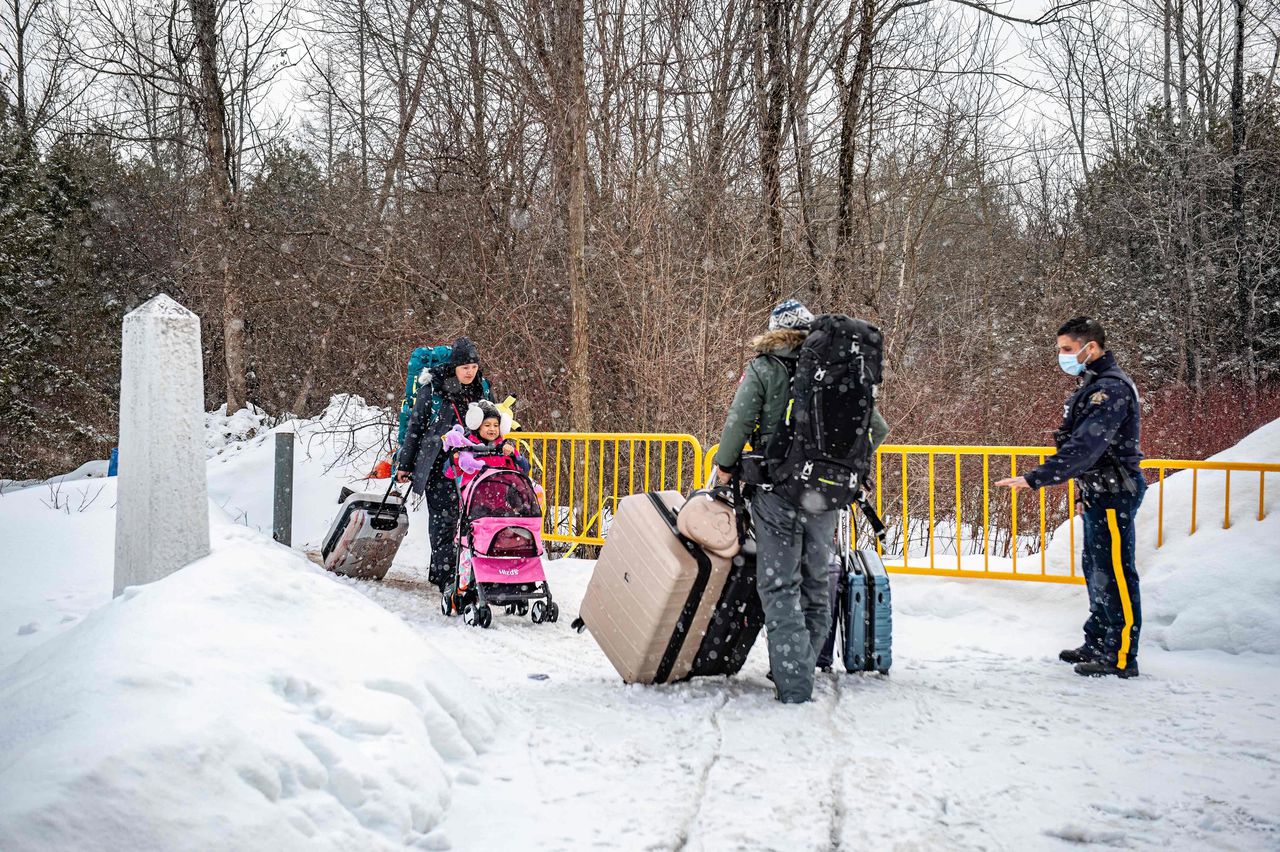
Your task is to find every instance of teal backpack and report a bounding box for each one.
[396,345,454,445]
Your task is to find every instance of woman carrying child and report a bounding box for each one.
[396,337,492,591]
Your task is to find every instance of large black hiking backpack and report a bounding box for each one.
[767,314,883,513]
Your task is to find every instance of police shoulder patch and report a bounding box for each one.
[1089,390,1108,406]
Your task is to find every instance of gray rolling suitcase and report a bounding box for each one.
[320,482,408,580]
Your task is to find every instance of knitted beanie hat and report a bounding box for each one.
[449,336,481,367]
[769,299,814,331]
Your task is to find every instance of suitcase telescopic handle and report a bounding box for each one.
[370,479,403,531]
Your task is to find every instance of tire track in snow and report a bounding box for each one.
[676,671,846,852]
[672,692,730,852]
[827,674,848,851]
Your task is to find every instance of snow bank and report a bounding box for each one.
[1138,419,1280,655]
[206,401,273,455]
[0,460,112,495]
[1047,417,1280,655]
[0,474,117,667]
[206,395,396,548]
[0,517,498,851]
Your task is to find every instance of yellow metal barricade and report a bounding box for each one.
[518,434,1275,577]
[513,432,704,547]
[1141,458,1280,543]
[703,442,1278,585]
[872,444,1079,584]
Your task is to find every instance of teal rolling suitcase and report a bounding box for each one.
[842,550,892,674]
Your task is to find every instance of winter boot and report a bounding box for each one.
[1074,660,1139,679]
[1059,646,1096,664]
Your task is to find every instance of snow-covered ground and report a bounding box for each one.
[2,397,1278,850]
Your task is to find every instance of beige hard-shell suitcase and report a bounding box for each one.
[576,491,762,684]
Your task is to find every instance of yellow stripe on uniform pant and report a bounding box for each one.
[1106,509,1135,669]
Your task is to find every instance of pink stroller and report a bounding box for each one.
[440,450,557,628]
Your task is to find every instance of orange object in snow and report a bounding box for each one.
[371,458,393,479]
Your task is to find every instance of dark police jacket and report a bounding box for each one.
[1024,351,1143,496]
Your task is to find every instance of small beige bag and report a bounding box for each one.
[676,488,742,559]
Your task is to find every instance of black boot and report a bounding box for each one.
[1059,646,1095,664]
[1074,660,1139,679]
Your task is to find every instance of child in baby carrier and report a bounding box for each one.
[442,400,530,487]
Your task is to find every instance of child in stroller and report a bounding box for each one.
[439,401,556,628]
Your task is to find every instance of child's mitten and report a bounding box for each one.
[457,451,484,474]
[442,424,469,450]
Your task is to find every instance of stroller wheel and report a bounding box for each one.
[440,593,453,617]
[464,603,492,629]
[546,602,560,623]
[530,601,547,624]
[515,602,529,617]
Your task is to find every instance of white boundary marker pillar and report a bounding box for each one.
[113,294,211,597]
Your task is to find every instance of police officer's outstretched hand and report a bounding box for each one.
[995,476,1030,491]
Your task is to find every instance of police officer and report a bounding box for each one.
[996,317,1146,678]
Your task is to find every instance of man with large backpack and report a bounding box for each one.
[713,300,889,703]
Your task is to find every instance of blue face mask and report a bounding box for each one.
[1058,346,1089,376]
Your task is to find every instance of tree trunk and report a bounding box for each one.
[1162,0,1173,123]
[755,0,786,295]
[358,0,369,190]
[555,0,592,432]
[786,0,821,291]
[1230,0,1254,385]
[836,0,876,253]
[1174,0,1191,134]
[191,0,247,412]
[12,0,30,146]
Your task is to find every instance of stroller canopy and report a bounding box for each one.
[465,468,542,519]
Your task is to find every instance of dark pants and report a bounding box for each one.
[751,488,838,703]
[425,460,459,590]
[1080,478,1146,669]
